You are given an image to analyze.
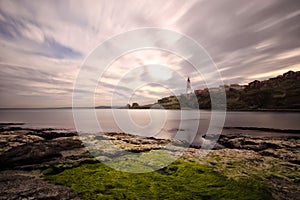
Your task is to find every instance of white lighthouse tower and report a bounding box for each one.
[186,77,192,94]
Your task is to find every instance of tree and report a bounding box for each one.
[131,102,139,109]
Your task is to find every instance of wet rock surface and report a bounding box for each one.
[0,125,89,199]
[218,135,300,164]
[0,123,299,199]
[0,125,86,170]
[1,137,84,169]
[0,170,81,200]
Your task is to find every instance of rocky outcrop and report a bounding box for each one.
[0,125,87,170]
[0,137,84,169]
[1,125,299,170]
[194,70,300,110]
[218,135,300,164]
[1,123,299,200]
[0,170,81,200]
[236,70,300,110]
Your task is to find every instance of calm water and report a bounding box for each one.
[0,109,299,139]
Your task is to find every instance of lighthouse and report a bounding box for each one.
[186,77,192,94]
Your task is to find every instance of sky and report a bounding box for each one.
[0,0,300,108]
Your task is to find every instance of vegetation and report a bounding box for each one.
[44,159,272,200]
[147,71,300,110]
[198,71,300,110]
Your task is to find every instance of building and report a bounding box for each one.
[194,88,208,94]
[186,77,193,94]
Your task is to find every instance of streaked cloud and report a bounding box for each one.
[0,0,299,107]
[248,64,300,79]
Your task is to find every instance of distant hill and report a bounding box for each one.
[197,71,300,110]
[145,71,300,111]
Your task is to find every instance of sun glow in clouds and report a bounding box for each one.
[95,49,193,106]
[147,65,173,81]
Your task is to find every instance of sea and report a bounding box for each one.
[0,109,299,141]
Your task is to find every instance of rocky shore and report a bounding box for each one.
[0,123,299,199]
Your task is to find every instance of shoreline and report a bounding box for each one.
[0,123,299,199]
[1,107,300,113]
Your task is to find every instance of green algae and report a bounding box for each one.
[44,159,271,200]
[104,150,177,173]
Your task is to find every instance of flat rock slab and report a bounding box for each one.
[0,170,81,200]
[0,137,84,170]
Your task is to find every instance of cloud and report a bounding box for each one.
[248,64,300,79]
[0,0,299,107]
[0,11,83,59]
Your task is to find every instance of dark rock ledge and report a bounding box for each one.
[0,170,81,200]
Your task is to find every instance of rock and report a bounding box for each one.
[212,143,225,150]
[0,137,84,170]
[0,170,81,200]
[269,177,300,200]
[1,124,299,200]
[0,134,44,154]
[27,130,78,140]
[259,148,300,164]
[216,135,300,165]
[219,136,283,151]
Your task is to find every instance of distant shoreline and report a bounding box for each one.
[1,107,300,112]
